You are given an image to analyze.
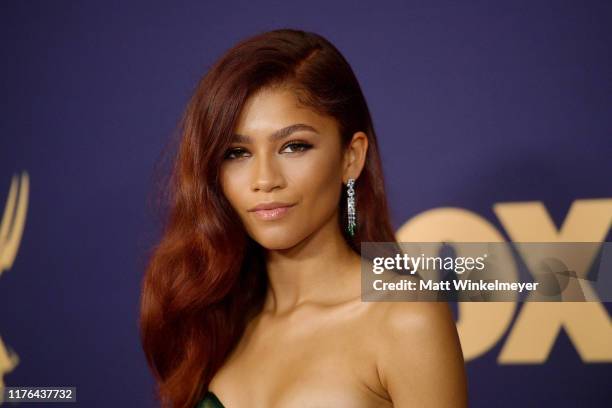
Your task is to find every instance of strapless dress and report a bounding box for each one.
[195,390,225,408]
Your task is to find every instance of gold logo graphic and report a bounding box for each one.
[0,172,29,397]
[397,198,612,364]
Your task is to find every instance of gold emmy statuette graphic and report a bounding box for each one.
[0,172,29,403]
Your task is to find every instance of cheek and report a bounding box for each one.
[219,167,249,210]
[285,156,342,214]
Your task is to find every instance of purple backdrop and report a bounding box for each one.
[1,1,610,407]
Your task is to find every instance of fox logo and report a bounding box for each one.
[397,198,612,363]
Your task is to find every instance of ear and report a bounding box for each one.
[342,131,369,183]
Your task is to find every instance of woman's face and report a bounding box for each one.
[219,86,351,250]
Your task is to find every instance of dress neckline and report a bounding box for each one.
[204,390,225,407]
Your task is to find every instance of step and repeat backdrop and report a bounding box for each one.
[1,1,610,407]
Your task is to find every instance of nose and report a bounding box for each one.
[251,153,284,192]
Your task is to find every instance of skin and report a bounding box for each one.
[212,84,468,407]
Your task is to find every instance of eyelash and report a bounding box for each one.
[223,141,313,160]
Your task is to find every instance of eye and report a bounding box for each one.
[281,141,313,154]
[223,142,313,160]
[224,147,250,160]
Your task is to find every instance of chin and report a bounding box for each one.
[254,236,299,251]
[249,228,304,251]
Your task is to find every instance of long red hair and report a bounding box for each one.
[139,28,398,408]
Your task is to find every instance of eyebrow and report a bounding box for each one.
[232,123,319,143]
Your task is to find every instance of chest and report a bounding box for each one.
[208,310,389,407]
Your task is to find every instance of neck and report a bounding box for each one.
[262,213,361,315]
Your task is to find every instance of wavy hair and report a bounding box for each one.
[139,28,398,408]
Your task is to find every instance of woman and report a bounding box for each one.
[140,28,467,408]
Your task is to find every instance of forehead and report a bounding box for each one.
[234,86,339,137]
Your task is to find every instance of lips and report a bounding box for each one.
[248,202,295,211]
[248,202,296,221]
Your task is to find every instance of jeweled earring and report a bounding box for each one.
[346,178,357,236]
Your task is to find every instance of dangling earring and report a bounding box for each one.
[346,178,357,236]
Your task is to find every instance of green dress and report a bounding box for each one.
[195,391,225,408]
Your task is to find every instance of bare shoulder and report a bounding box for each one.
[363,301,468,408]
